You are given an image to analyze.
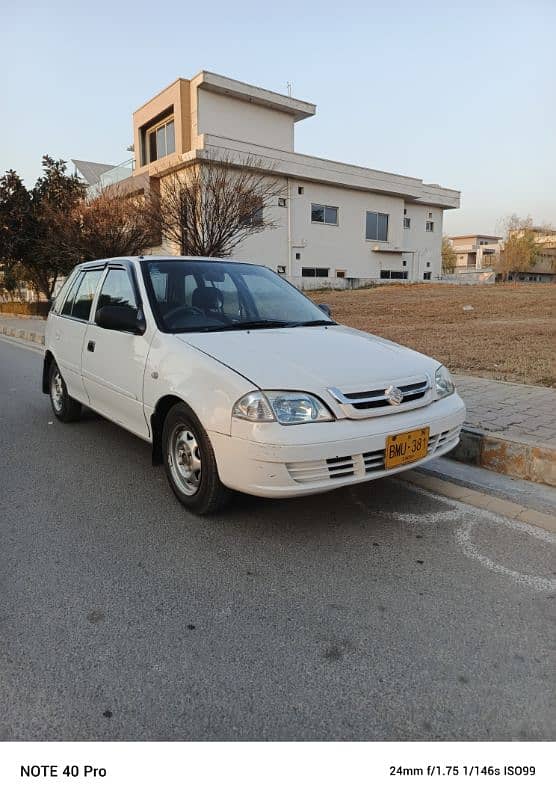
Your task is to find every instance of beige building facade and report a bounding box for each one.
[449,234,501,271]
[76,71,460,286]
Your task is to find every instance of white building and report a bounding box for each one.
[77,71,460,287]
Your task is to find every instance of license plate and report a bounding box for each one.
[385,427,430,469]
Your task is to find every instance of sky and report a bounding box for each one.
[2,0,554,235]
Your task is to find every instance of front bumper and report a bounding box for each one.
[209,393,465,497]
[210,392,466,498]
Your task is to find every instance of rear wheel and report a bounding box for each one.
[49,360,82,422]
[162,402,230,515]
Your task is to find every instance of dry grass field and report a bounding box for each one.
[307,283,556,387]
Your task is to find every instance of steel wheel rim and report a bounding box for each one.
[168,425,202,496]
[51,368,64,412]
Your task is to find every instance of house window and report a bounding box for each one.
[298,186,304,195]
[403,217,411,229]
[426,261,431,267]
[380,270,408,279]
[311,203,338,225]
[423,272,432,280]
[336,270,346,278]
[428,212,433,219]
[146,118,175,164]
[366,211,389,241]
[278,197,287,207]
[402,260,407,266]
[426,221,434,232]
[302,267,329,277]
[295,252,301,260]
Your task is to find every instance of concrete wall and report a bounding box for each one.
[233,182,445,282]
[196,88,295,151]
[402,202,443,279]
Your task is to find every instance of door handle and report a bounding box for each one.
[87,340,96,352]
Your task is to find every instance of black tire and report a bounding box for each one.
[49,360,82,422]
[162,402,230,515]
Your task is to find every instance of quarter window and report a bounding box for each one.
[311,204,338,225]
[366,212,389,241]
[97,269,137,312]
[61,273,83,316]
[71,270,104,321]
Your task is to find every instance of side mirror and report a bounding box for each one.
[318,302,332,318]
[96,304,145,334]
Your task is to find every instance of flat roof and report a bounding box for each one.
[450,234,502,240]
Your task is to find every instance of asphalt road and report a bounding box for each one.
[1,335,554,741]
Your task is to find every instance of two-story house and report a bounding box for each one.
[74,71,460,286]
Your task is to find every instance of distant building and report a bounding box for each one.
[505,228,556,283]
[449,234,502,271]
[73,70,460,286]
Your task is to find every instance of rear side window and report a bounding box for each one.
[97,269,137,311]
[71,270,103,320]
[53,269,79,314]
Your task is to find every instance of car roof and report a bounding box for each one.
[77,255,266,270]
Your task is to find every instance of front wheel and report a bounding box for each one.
[162,403,230,515]
[49,360,82,422]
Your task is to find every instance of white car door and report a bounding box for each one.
[81,263,152,439]
[50,267,105,404]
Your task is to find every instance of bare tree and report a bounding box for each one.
[147,151,286,257]
[73,188,156,261]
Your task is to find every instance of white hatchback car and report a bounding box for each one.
[44,257,466,514]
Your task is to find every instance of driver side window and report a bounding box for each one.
[97,269,137,312]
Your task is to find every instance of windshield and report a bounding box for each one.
[141,259,334,333]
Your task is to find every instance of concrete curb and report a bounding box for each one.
[0,325,45,346]
[450,428,555,488]
[399,470,556,533]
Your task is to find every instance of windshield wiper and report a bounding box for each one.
[219,319,295,330]
[287,319,337,327]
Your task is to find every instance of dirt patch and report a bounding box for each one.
[306,283,556,387]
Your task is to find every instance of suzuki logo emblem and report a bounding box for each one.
[385,385,404,406]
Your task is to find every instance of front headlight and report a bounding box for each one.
[435,365,455,399]
[232,391,333,424]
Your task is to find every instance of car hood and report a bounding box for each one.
[175,325,438,391]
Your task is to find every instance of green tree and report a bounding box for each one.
[27,156,86,298]
[0,157,86,300]
[0,169,33,266]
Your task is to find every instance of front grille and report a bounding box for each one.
[328,377,431,418]
[362,447,385,473]
[326,455,356,479]
[286,456,355,484]
[286,425,461,485]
